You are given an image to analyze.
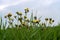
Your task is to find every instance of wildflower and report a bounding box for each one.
[7,13,12,17]
[36,20,40,24]
[45,18,48,21]
[22,22,25,26]
[49,18,52,21]
[33,20,36,23]
[18,17,22,21]
[16,12,22,15]
[52,20,54,23]
[18,17,23,23]
[32,20,40,24]
[24,16,27,19]
[19,12,22,15]
[24,8,29,13]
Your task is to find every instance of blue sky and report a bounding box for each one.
[0,0,60,25]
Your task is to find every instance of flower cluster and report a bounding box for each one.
[4,8,55,29]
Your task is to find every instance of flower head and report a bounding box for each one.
[16,12,22,15]
[24,8,29,13]
[32,20,40,24]
[18,17,22,21]
[49,18,52,21]
[52,20,54,22]
[7,13,12,17]
[22,22,25,26]
[45,18,48,21]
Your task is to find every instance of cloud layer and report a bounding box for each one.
[0,0,32,10]
[0,0,60,25]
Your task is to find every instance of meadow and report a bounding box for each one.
[0,8,60,40]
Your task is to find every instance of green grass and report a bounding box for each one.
[0,25,60,40]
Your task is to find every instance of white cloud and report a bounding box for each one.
[0,0,31,10]
[0,5,8,11]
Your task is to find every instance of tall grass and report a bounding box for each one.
[0,25,60,40]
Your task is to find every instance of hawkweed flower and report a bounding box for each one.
[48,18,52,25]
[36,20,40,24]
[45,18,48,26]
[19,12,22,16]
[16,12,19,15]
[49,18,52,21]
[32,19,40,24]
[24,8,29,13]
[18,17,23,23]
[7,13,12,17]
[52,20,54,23]
[18,17,22,21]
[22,22,26,26]
[45,18,48,21]
[16,12,22,16]
[32,20,37,23]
